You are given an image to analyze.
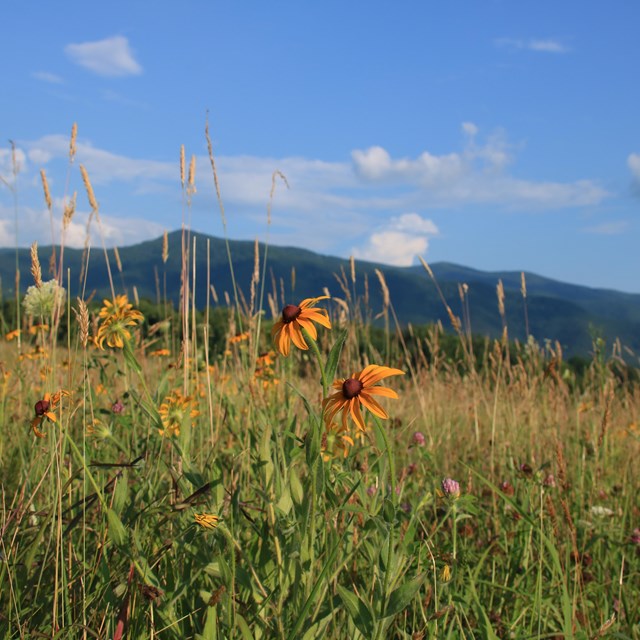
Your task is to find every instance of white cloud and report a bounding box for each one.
[32,71,64,84]
[462,122,478,137]
[0,202,162,248]
[353,213,439,266]
[0,146,28,179]
[495,37,570,54]
[583,221,629,235]
[628,153,640,181]
[65,36,142,77]
[4,126,609,257]
[352,146,465,186]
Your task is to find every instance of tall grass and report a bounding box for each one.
[0,129,638,639]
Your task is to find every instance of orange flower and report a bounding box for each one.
[31,390,70,438]
[271,296,331,356]
[322,365,404,432]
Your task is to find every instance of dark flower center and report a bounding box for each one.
[282,304,302,324]
[35,399,50,416]
[342,378,363,399]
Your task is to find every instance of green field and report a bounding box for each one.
[0,143,638,639]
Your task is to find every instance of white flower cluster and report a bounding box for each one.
[23,279,66,318]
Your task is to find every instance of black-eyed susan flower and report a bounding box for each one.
[31,390,70,438]
[158,390,200,437]
[322,422,355,461]
[194,513,220,530]
[271,296,331,357]
[322,364,404,432]
[94,295,144,350]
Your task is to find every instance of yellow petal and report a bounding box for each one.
[360,365,404,387]
[358,392,389,420]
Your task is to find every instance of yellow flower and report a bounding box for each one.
[95,295,144,349]
[194,513,220,530]
[158,390,200,437]
[149,348,171,357]
[323,365,404,432]
[322,422,355,461]
[31,390,70,438]
[229,331,250,345]
[271,296,331,357]
[5,329,21,341]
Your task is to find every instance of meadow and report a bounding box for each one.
[0,128,638,639]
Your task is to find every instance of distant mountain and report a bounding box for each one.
[1,230,638,356]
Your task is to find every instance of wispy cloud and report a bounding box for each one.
[5,125,609,258]
[0,202,163,249]
[583,221,630,235]
[495,37,570,54]
[352,213,439,266]
[32,71,64,84]
[65,36,142,77]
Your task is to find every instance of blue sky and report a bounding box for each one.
[1,1,639,293]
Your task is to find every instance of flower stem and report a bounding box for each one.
[301,328,328,397]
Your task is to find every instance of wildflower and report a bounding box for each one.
[440,564,452,582]
[229,331,250,345]
[631,528,640,546]
[111,398,125,414]
[412,431,426,446]
[149,348,170,357]
[322,364,404,432]
[322,422,355,461]
[366,486,377,497]
[543,474,556,488]
[271,296,331,356]
[441,478,461,499]
[95,295,144,349]
[158,390,199,437]
[30,390,70,438]
[499,481,515,496]
[5,329,21,341]
[194,513,220,530]
[23,279,65,318]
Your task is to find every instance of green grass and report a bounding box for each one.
[0,136,638,639]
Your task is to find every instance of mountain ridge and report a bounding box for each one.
[1,230,638,357]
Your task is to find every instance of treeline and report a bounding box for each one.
[1,297,637,389]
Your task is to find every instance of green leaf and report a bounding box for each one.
[106,508,128,547]
[289,467,304,505]
[276,486,293,515]
[336,585,375,638]
[122,342,142,374]
[383,573,426,618]
[235,613,254,640]
[325,328,348,385]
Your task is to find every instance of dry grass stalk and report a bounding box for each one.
[268,170,289,226]
[249,239,259,316]
[69,123,77,162]
[30,242,42,288]
[133,285,139,307]
[80,165,98,212]
[62,192,77,229]
[74,298,89,347]
[205,117,226,229]
[210,284,218,305]
[113,247,123,273]
[598,381,615,448]
[40,169,52,210]
[180,145,185,189]
[187,155,196,196]
[291,266,296,294]
[520,272,527,299]
[374,268,390,311]
[162,230,169,264]
[496,280,505,318]
[350,256,356,285]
